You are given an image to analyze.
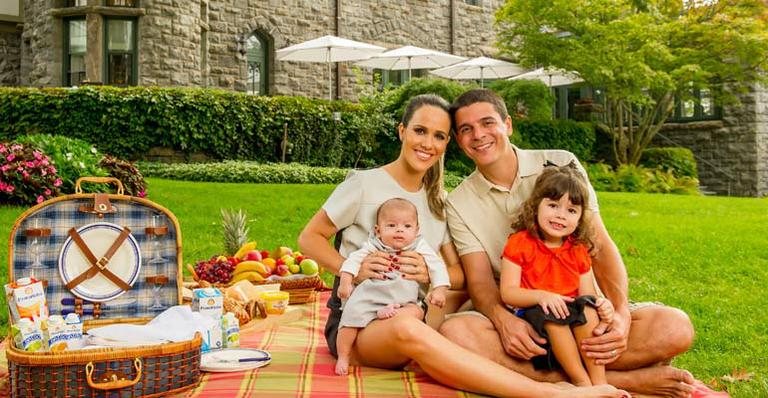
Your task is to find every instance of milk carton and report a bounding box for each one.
[221,312,240,348]
[45,314,84,352]
[11,318,44,352]
[192,288,223,320]
[4,277,48,323]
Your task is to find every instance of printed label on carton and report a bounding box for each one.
[4,278,48,323]
[45,314,84,352]
[12,319,44,352]
[201,323,223,352]
[192,288,223,320]
[221,312,240,348]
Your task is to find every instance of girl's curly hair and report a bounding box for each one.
[511,162,595,251]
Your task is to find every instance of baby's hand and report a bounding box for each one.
[427,287,447,308]
[338,281,354,300]
[594,297,614,323]
[537,292,574,319]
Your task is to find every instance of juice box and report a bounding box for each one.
[4,277,48,323]
[45,314,84,352]
[192,288,223,320]
[201,323,223,352]
[11,318,44,352]
[221,312,240,348]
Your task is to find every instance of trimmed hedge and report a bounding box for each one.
[0,87,389,168]
[585,163,700,195]
[514,120,596,162]
[640,147,698,178]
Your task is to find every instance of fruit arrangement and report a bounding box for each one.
[190,242,321,286]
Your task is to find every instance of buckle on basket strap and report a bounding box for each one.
[78,194,117,218]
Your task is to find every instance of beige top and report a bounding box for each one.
[446,145,598,278]
[323,168,450,258]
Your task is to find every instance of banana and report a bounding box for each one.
[233,241,258,259]
[229,271,265,284]
[233,261,270,276]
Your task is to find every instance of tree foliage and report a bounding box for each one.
[496,0,768,164]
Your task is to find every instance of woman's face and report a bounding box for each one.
[397,105,451,174]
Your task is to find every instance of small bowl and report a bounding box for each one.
[261,291,290,315]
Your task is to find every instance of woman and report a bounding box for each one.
[298,94,627,398]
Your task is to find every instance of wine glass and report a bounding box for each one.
[145,214,168,265]
[146,274,169,310]
[25,217,51,270]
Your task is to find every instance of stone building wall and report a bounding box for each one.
[653,83,768,197]
[0,28,21,86]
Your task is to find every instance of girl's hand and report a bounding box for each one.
[394,250,430,284]
[594,297,615,323]
[338,281,354,299]
[537,292,574,319]
[355,250,393,283]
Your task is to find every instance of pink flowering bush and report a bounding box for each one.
[0,142,63,205]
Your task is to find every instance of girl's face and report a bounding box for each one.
[397,105,451,174]
[536,193,583,246]
[375,208,419,250]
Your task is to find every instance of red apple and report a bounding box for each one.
[260,250,271,259]
[295,255,305,264]
[276,264,291,276]
[275,258,285,266]
[244,250,262,262]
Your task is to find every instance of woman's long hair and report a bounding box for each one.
[401,94,451,220]
[511,162,595,251]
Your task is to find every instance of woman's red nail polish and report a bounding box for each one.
[394,265,400,270]
[392,257,399,262]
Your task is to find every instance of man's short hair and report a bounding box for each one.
[449,89,509,125]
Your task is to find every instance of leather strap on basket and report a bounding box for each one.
[64,227,133,292]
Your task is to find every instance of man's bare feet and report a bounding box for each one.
[553,384,630,398]
[335,358,349,375]
[377,303,402,319]
[609,365,695,397]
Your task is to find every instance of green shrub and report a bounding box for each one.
[99,155,148,197]
[584,162,700,195]
[14,134,107,193]
[487,79,555,122]
[140,161,350,184]
[0,142,63,205]
[514,120,596,161]
[640,147,698,178]
[0,87,388,168]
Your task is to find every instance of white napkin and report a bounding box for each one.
[86,305,216,346]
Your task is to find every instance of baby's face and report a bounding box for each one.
[375,208,419,250]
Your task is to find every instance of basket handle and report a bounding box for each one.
[85,358,142,390]
[75,177,125,195]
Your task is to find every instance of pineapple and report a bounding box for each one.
[221,208,249,256]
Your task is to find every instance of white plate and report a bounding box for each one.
[201,348,272,372]
[58,222,142,302]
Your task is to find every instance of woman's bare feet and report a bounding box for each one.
[377,303,402,319]
[609,365,695,397]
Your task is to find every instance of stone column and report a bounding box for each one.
[86,12,102,83]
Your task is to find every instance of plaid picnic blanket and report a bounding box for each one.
[180,291,483,398]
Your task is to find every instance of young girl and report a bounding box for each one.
[335,197,449,375]
[500,162,615,387]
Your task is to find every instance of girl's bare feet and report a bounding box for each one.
[335,358,350,375]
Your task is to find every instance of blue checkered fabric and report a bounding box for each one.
[10,197,182,321]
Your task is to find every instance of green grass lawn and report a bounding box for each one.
[1,178,766,396]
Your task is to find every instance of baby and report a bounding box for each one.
[335,197,449,375]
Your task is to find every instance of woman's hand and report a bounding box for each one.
[354,250,393,283]
[537,292,574,319]
[395,250,430,284]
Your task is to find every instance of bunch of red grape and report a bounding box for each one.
[194,255,236,284]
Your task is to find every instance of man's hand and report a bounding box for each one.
[537,292,574,319]
[395,250,430,284]
[581,307,630,365]
[356,251,393,283]
[494,307,547,360]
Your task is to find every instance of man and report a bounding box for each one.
[441,89,695,397]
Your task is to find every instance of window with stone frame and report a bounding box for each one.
[375,69,428,90]
[64,17,87,87]
[464,0,482,6]
[105,18,137,86]
[246,32,269,95]
[105,0,138,6]
[669,88,720,122]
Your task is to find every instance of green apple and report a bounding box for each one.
[299,258,319,275]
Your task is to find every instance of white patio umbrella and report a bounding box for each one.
[509,67,583,87]
[275,35,386,100]
[429,56,527,87]
[355,45,466,80]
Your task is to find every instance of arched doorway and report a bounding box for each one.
[246,32,269,95]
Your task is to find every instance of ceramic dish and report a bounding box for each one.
[200,348,272,372]
[59,222,142,302]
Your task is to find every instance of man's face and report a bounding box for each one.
[453,102,513,169]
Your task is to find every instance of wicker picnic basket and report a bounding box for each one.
[5,177,202,397]
[262,274,323,304]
